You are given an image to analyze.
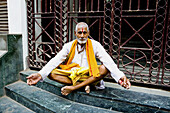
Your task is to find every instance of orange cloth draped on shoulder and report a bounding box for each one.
[85,38,100,77]
[56,39,100,76]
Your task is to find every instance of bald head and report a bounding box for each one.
[75,22,89,32]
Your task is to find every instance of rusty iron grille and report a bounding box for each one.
[103,0,169,87]
[27,0,169,87]
[27,0,68,69]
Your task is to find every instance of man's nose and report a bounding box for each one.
[81,33,84,37]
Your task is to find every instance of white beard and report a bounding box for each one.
[76,37,88,44]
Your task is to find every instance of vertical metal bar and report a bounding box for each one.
[149,0,158,82]
[129,0,132,10]
[79,0,81,12]
[60,0,63,49]
[102,0,106,46]
[67,0,69,42]
[85,0,87,12]
[138,0,140,10]
[43,45,45,61]
[41,0,43,12]
[91,0,93,11]
[98,0,100,11]
[133,50,136,74]
[73,0,75,12]
[69,18,72,42]
[31,0,36,62]
[70,18,73,41]
[147,0,149,10]
[50,0,52,12]
[109,0,114,57]
[149,0,168,84]
[36,0,38,12]
[99,18,101,42]
[32,0,35,41]
[68,0,70,12]
[45,0,47,12]
[54,0,57,53]
[27,0,31,66]
[156,0,168,84]
[162,10,169,84]
[118,0,123,68]
[56,1,59,52]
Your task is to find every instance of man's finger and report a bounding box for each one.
[123,76,127,83]
[27,79,29,85]
[27,79,32,85]
[118,80,123,85]
[119,79,126,88]
[126,79,131,89]
[26,74,33,79]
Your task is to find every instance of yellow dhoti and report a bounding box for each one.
[51,63,100,86]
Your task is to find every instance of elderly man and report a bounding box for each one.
[27,22,131,96]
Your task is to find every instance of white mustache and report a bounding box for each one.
[76,37,88,44]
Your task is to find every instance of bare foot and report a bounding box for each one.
[61,86,75,96]
[85,85,90,94]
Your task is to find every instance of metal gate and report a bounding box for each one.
[27,0,169,87]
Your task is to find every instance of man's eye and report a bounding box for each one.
[83,31,87,34]
[78,32,82,34]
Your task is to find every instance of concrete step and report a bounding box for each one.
[20,70,170,113]
[0,96,35,113]
[5,81,116,113]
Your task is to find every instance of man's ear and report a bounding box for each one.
[88,30,90,36]
[74,31,76,35]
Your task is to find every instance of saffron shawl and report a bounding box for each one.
[60,38,100,77]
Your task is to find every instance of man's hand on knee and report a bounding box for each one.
[118,76,131,89]
[26,73,42,85]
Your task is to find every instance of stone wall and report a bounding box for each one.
[0,34,23,97]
